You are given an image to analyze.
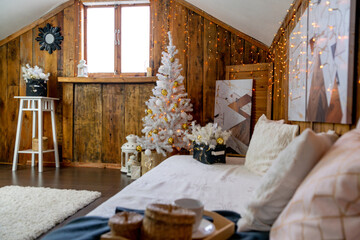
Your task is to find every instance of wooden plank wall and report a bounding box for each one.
[270,0,360,135]
[0,0,269,166]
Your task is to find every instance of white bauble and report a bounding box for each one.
[145,149,152,155]
[156,99,162,106]
[187,114,193,121]
[181,112,187,119]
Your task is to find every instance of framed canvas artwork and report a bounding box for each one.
[214,79,253,155]
[288,0,356,124]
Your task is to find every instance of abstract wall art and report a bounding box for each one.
[288,0,356,124]
[214,79,253,155]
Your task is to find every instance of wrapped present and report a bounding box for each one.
[193,143,226,164]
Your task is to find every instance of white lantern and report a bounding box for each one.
[121,134,139,174]
[77,59,88,77]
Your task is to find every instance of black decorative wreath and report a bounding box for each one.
[35,23,64,54]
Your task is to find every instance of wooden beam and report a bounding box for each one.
[58,76,157,83]
[175,0,269,51]
[0,0,75,47]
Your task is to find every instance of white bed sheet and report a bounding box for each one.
[88,155,261,218]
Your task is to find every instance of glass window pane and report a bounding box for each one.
[121,6,150,73]
[87,7,114,73]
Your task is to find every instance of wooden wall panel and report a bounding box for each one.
[187,11,204,124]
[0,0,270,166]
[0,45,8,163]
[74,84,102,163]
[101,85,125,163]
[270,0,360,135]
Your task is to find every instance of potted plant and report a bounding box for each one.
[186,122,231,164]
[22,64,50,97]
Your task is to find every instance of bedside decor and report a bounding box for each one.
[187,122,231,164]
[22,64,50,97]
[142,203,195,239]
[107,212,143,240]
[121,135,139,175]
[35,23,64,54]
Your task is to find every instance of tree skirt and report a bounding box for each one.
[0,185,101,240]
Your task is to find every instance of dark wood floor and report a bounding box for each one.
[0,164,133,238]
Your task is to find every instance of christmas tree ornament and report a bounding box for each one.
[145,149,151,155]
[161,89,168,96]
[182,123,188,130]
[136,145,142,152]
[216,137,224,145]
[197,135,202,141]
[147,109,153,115]
[136,31,193,156]
[148,131,153,137]
[156,99,162,106]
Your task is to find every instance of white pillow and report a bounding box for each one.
[244,115,299,175]
[238,129,338,231]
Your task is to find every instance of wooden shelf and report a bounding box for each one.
[58,77,157,84]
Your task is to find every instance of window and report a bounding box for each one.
[84,3,150,76]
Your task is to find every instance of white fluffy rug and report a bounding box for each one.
[0,185,101,240]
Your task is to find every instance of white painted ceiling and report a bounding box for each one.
[0,0,68,41]
[0,0,293,46]
[186,0,293,46]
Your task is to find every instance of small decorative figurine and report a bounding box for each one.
[77,60,88,77]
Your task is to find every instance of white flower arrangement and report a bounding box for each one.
[186,122,231,149]
[21,64,50,83]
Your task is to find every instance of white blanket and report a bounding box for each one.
[88,155,261,218]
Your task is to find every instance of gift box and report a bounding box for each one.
[193,143,226,164]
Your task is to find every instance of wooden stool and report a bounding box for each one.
[12,96,60,172]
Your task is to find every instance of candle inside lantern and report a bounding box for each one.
[147,67,152,77]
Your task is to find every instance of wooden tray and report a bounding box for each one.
[203,210,234,240]
[101,210,235,240]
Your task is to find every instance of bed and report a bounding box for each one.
[87,155,262,218]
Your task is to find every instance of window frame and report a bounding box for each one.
[84,3,151,77]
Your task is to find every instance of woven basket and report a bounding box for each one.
[142,203,195,240]
[32,137,48,151]
[108,212,143,240]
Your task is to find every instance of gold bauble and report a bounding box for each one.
[197,135,202,140]
[136,145,142,152]
[182,123,188,130]
[168,137,174,144]
[147,109,153,115]
[161,89,168,96]
[174,103,178,108]
[170,57,175,63]
[216,137,224,145]
[173,81,179,87]
[151,115,155,119]
[153,129,158,134]
[148,131,153,137]
[164,117,168,122]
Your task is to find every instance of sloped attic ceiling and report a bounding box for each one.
[0,0,68,41]
[0,0,293,46]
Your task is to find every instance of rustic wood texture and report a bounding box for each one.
[226,63,273,134]
[0,0,270,165]
[270,0,359,135]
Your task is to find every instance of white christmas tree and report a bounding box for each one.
[137,31,193,156]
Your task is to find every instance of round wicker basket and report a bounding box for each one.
[142,203,196,240]
[108,212,143,240]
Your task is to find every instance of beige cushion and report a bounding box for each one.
[238,129,338,231]
[271,129,360,240]
[245,115,299,175]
